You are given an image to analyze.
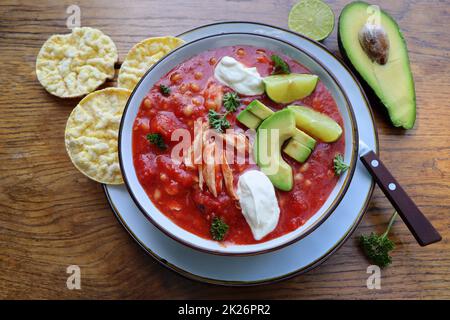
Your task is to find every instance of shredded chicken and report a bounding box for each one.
[198,163,204,191]
[222,152,238,200]
[202,142,217,197]
[183,145,194,168]
[235,132,249,156]
[182,120,249,198]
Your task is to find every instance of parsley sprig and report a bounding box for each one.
[210,217,229,241]
[360,211,398,268]
[333,154,349,176]
[146,133,167,150]
[222,92,240,112]
[271,55,291,75]
[208,110,230,133]
[159,84,171,96]
[208,91,240,133]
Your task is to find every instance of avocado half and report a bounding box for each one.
[338,1,416,129]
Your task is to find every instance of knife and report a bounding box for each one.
[358,140,441,246]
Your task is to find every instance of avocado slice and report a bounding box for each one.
[283,139,312,163]
[236,109,262,129]
[338,1,416,129]
[246,99,274,119]
[238,100,317,164]
[292,128,316,150]
[288,105,342,142]
[255,109,296,191]
[237,100,272,129]
[287,128,316,163]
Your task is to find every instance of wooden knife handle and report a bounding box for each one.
[360,151,441,246]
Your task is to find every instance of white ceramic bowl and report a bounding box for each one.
[119,33,358,256]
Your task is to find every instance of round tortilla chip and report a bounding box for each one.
[36,27,118,98]
[65,88,131,184]
[118,36,185,91]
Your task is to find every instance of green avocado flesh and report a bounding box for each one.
[284,128,316,163]
[292,128,316,150]
[339,1,416,129]
[236,109,261,129]
[288,105,342,142]
[255,109,296,191]
[237,100,316,165]
[246,99,273,119]
[283,139,311,163]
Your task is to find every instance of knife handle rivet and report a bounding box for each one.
[371,160,379,167]
[388,183,397,191]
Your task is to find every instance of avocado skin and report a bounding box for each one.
[338,1,416,129]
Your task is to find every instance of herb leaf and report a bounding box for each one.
[159,84,171,96]
[208,109,230,133]
[146,133,167,150]
[210,217,229,241]
[208,92,239,132]
[271,55,291,75]
[360,211,397,268]
[222,92,240,112]
[333,154,349,176]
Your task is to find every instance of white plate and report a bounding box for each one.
[103,22,378,285]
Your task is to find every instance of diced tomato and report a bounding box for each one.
[256,55,270,64]
[150,111,186,140]
[155,155,196,187]
[191,188,228,214]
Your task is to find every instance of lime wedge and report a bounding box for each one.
[288,0,335,41]
[263,74,318,104]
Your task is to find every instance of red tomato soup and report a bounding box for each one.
[132,46,345,245]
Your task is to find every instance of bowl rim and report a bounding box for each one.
[118,32,359,256]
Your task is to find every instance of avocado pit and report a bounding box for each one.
[358,23,390,65]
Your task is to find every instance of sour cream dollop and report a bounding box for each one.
[214,56,264,96]
[236,170,280,240]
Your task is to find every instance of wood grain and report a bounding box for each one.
[0,0,449,299]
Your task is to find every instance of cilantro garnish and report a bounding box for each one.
[208,91,240,133]
[210,217,229,241]
[208,110,230,133]
[333,153,349,176]
[159,84,171,96]
[146,133,167,150]
[271,55,291,75]
[222,92,240,112]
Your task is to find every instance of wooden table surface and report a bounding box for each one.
[0,0,449,299]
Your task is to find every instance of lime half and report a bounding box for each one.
[288,0,335,41]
